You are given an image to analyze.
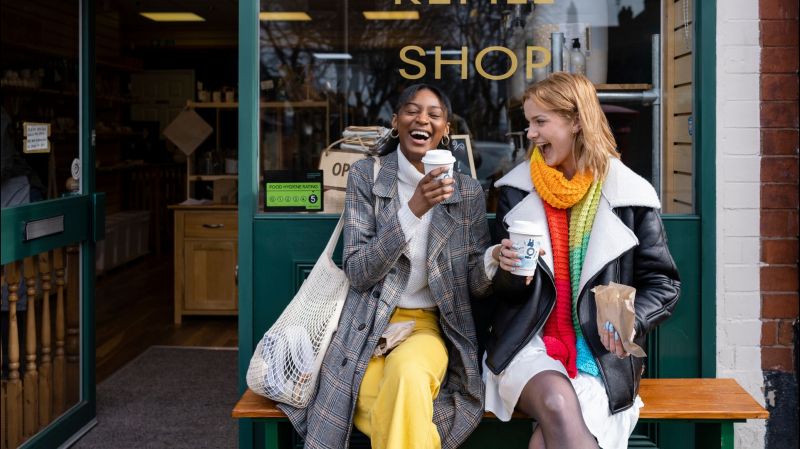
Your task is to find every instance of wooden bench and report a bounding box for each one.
[233,378,768,449]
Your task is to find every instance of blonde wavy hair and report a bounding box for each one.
[524,72,619,178]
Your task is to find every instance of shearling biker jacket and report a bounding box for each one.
[485,158,681,414]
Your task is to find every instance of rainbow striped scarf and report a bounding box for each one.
[531,150,602,378]
[569,181,602,377]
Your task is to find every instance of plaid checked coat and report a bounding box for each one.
[278,150,493,449]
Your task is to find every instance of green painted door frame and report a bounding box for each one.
[237,0,259,445]
[695,0,718,379]
[0,0,101,447]
[237,1,716,448]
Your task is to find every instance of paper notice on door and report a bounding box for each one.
[23,122,51,153]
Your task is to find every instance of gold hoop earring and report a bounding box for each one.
[441,134,451,146]
[390,128,399,139]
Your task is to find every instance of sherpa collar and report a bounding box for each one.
[494,157,661,210]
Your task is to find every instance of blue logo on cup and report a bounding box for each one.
[515,238,541,271]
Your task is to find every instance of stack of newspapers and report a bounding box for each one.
[335,126,391,153]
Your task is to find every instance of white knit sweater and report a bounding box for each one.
[395,149,437,309]
[395,149,500,308]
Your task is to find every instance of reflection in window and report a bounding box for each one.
[1,0,80,206]
[258,0,689,213]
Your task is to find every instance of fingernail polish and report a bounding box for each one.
[614,332,620,341]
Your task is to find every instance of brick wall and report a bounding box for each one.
[759,1,799,448]
[759,0,799,373]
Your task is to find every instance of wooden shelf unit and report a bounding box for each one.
[184,99,330,203]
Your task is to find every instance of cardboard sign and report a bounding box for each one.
[264,170,324,212]
[318,149,367,191]
[23,122,51,153]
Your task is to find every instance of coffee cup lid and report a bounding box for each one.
[507,220,539,236]
[421,149,455,165]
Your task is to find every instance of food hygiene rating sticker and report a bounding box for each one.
[264,170,323,212]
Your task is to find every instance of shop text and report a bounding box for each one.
[399,46,552,80]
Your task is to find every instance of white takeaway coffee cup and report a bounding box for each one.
[421,150,456,180]
[507,220,543,277]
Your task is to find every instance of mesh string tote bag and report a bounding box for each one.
[246,216,348,407]
[247,157,381,408]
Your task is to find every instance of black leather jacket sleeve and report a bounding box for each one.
[494,186,514,242]
[491,186,531,303]
[619,207,681,338]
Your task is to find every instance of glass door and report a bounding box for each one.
[1,0,101,447]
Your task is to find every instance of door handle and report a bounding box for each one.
[234,264,238,285]
[202,223,225,229]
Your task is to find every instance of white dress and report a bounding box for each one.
[483,333,644,449]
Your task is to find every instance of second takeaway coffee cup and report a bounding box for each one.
[421,150,456,180]
[507,220,543,276]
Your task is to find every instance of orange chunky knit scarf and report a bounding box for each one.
[529,149,593,208]
[529,148,599,377]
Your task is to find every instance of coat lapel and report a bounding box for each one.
[577,195,638,295]
[577,159,661,294]
[372,152,400,226]
[426,178,462,270]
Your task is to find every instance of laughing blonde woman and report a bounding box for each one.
[483,73,681,449]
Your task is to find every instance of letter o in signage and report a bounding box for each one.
[332,162,351,177]
[475,46,517,81]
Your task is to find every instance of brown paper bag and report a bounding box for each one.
[591,282,646,357]
[373,321,415,357]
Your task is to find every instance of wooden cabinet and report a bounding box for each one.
[172,206,238,323]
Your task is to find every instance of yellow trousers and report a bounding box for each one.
[354,308,448,449]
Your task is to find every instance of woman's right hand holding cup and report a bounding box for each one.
[493,239,545,285]
[408,167,454,217]
[493,239,522,273]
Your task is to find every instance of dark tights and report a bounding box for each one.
[516,370,599,449]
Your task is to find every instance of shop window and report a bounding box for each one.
[1,0,81,206]
[257,0,694,214]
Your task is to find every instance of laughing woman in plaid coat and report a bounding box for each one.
[278,84,494,449]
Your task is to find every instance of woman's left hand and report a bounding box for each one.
[599,321,629,358]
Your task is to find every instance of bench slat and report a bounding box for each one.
[233,389,288,418]
[638,378,768,420]
[233,378,768,421]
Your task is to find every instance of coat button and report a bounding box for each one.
[372,290,381,299]
[341,358,348,367]
[388,267,397,275]
[358,323,366,331]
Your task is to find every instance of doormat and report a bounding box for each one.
[73,346,238,449]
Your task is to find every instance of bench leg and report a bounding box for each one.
[240,420,282,449]
[695,422,734,449]
[264,422,279,448]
